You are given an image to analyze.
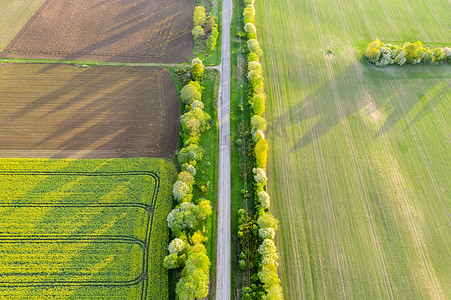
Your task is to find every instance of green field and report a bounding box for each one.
[0,0,46,51]
[255,0,451,298]
[0,158,176,299]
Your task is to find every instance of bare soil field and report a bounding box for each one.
[0,0,194,63]
[0,64,180,158]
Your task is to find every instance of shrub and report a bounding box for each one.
[251,115,267,133]
[192,63,204,79]
[244,23,257,39]
[180,81,202,104]
[178,144,204,166]
[259,227,275,240]
[243,6,255,24]
[403,41,424,64]
[364,39,383,63]
[172,180,192,203]
[255,138,268,169]
[169,238,186,254]
[193,6,206,26]
[247,54,258,65]
[192,25,205,38]
[250,93,265,116]
[240,259,247,270]
[257,191,270,209]
[253,167,267,183]
[257,211,278,231]
[163,253,179,269]
[248,39,263,57]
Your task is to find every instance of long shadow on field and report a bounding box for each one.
[270,62,442,150]
[0,164,149,297]
[0,64,180,158]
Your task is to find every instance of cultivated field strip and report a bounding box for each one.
[0,162,170,299]
[0,0,194,63]
[0,64,179,158]
[0,0,46,51]
[257,0,451,298]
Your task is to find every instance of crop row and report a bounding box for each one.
[236,0,284,299]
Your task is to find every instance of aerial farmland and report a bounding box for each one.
[0,0,213,298]
[254,0,451,298]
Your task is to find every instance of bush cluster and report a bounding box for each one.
[164,58,213,299]
[192,6,219,52]
[237,0,284,299]
[365,39,451,66]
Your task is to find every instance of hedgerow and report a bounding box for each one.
[164,58,214,299]
[236,0,284,298]
[364,39,451,66]
[192,5,219,52]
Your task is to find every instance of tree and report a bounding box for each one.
[257,211,278,231]
[172,180,192,203]
[259,227,275,240]
[178,144,204,165]
[253,167,267,183]
[257,190,270,209]
[403,41,424,64]
[193,6,206,26]
[364,39,382,63]
[176,269,209,300]
[243,6,255,24]
[251,115,267,133]
[191,230,207,244]
[244,23,257,39]
[206,26,219,51]
[180,81,201,104]
[163,253,179,269]
[181,108,211,138]
[192,62,204,79]
[259,239,279,267]
[167,202,198,235]
[255,138,268,169]
[169,238,186,254]
[251,93,265,116]
[195,199,212,220]
[192,25,205,39]
[205,15,217,33]
[178,171,194,185]
[247,39,263,57]
[248,52,259,62]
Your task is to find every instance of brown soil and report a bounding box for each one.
[0,64,180,158]
[1,0,194,63]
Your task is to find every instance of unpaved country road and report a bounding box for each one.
[216,0,232,298]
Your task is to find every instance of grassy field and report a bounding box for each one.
[255,0,451,298]
[0,157,176,299]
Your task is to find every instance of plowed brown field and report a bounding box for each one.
[0,64,180,158]
[0,0,194,63]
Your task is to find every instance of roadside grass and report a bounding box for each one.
[168,68,220,299]
[256,0,451,298]
[0,157,176,299]
[229,0,255,297]
[192,0,222,66]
